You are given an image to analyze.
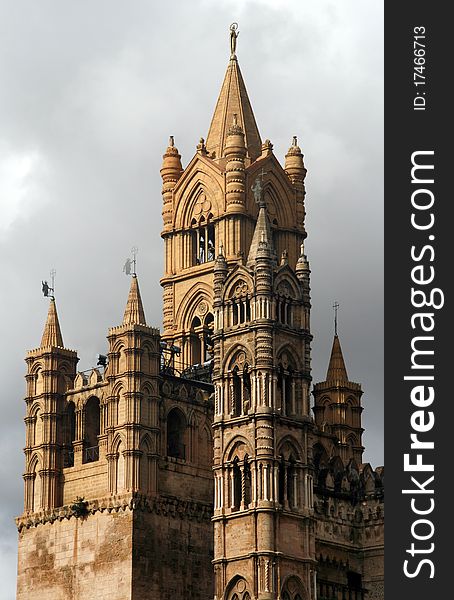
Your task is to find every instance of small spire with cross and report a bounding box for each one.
[333,301,340,336]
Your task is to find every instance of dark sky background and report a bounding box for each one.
[0,1,383,596]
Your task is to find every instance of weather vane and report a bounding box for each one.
[42,269,56,300]
[123,246,138,276]
[230,23,239,57]
[333,301,340,336]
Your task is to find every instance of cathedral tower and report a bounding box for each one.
[159,24,306,375]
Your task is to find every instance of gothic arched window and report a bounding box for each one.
[167,408,186,460]
[63,401,76,467]
[232,366,242,416]
[83,397,100,463]
[190,217,215,266]
[229,280,251,327]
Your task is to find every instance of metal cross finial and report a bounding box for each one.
[50,269,56,295]
[230,23,239,57]
[333,301,340,336]
[131,246,138,276]
[42,269,56,299]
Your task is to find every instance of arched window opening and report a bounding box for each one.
[233,459,242,511]
[204,313,214,362]
[116,441,125,493]
[230,280,251,327]
[279,458,286,506]
[63,401,76,467]
[277,365,285,413]
[167,408,186,460]
[278,455,297,509]
[287,458,296,508]
[190,316,202,365]
[232,366,242,416]
[280,299,286,323]
[32,407,43,447]
[242,364,251,412]
[243,459,252,506]
[232,301,239,325]
[189,312,214,366]
[32,463,41,512]
[277,360,295,416]
[139,441,149,494]
[285,367,293,415]
[191,220,215,265]
[83,397,100,463]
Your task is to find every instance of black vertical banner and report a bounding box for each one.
[386,3,450,598]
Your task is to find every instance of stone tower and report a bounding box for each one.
[312,334,364,464]
[16,277,214,600]
[159,33,306,375]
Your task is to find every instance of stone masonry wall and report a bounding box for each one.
[17,510,133,600]
[132,509,214,600]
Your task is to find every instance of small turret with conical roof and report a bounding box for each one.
[285,136,307,231]
[123,274,146,326]
[313,325,364,463]
[161,135,183,232]
[326,334,349,384]
[23,298,78,513]
[40,298,64,348]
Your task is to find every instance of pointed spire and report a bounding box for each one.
[123,275,146,326]
[326,335,349,383]
[206,29,262,161]
[246,204,274,268]
[40,299,64,348]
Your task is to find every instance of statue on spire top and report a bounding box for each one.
[230,23,239,57]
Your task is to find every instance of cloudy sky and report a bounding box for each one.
[0,0,383,596]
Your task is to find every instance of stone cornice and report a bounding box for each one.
[15,492,213,531]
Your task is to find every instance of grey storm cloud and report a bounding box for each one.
[0,1,383,596]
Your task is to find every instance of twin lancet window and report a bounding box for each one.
[190,219,215,266]
[215,454,302,513]
[62,397,100,467]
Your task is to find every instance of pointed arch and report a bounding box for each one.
[224,575,251,600]
[281,574,308,600]
[175,281,213,331]
[173,157,224,229]
[224,436,252,462]
[29,454,42,512]
[276,344,301,371]
[139,433,153,494]
[198,421,212,467]
[274,269,301,301]
[223,268,254,301]
[277,435,304,462]
[223,344,253,372]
